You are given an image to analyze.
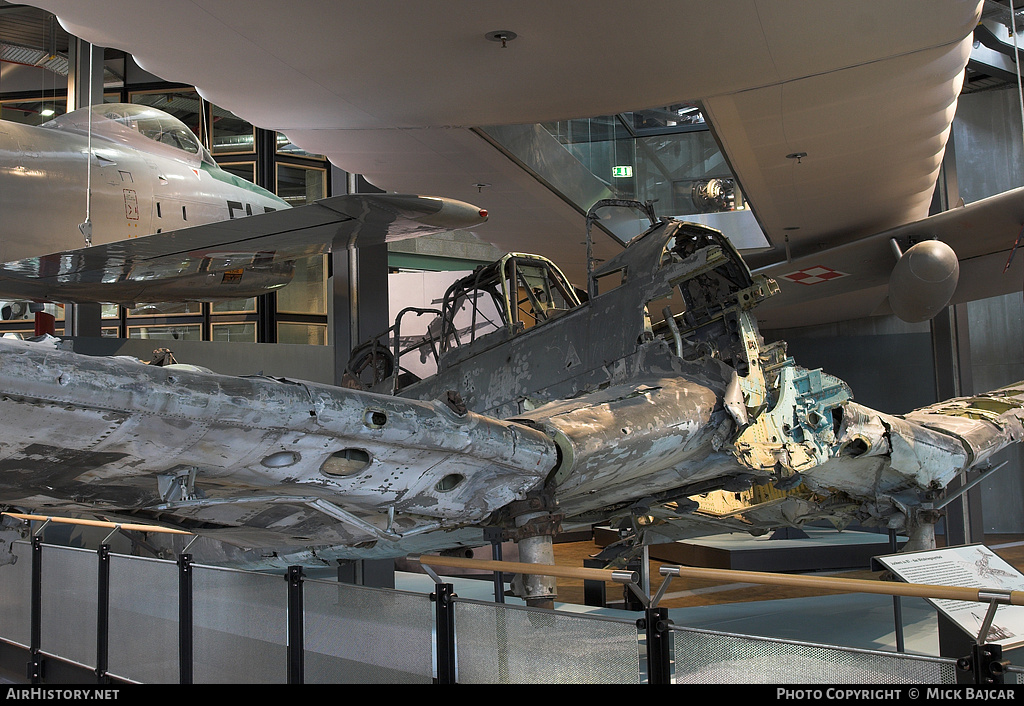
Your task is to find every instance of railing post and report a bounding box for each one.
[286,565,304,684]
[641,607,672,684]
[485,527,505,603]
[958,643,1009,684]
[432,583,457,684]
[28,535,42,684]
[177,553,193,685]
[95,544,110,684]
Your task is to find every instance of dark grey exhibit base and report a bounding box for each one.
[594,526,904,572]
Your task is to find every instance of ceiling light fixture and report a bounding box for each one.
[485,30,517,48]
[786,152,807,164]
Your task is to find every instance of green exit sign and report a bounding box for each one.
[612,166,633,178]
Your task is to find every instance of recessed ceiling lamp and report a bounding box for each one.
[485,30,517,48]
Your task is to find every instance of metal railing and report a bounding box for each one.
[0,526,1015,684]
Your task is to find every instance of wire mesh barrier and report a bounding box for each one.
[302,578,435,683]
[0,539,1016,684]
[670,626,958,684]
[452,598,642,683]
[107,554,179,683]
[0,540,31,649]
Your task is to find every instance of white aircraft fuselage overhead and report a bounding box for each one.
[0,103,289,261]
[0,102,288,270]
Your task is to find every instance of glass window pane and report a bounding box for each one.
[535,112,748,219]
[211,322,256,342]
[0,301,64,321]
[212,298,256,313]
[128,324,202,341]
[212,105,255,154]
[276,132,323,159]
[276,255,326,314]
[277,322,326,345]
[129,302,202,316]
[1,98,66,126]
[276,164,326,207]
[218,162,256,183]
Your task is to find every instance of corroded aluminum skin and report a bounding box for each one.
[815,384,1024,499]
[514,375,733,518]
[0,337,556,561]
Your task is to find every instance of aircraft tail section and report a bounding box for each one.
[829,382,1024,491]
[900,382,1024,472]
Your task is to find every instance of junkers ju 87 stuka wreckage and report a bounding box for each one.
[0,199,1021,607]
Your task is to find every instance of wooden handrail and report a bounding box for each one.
[411,554,1024,607]
[412,554,638,584]
[3,512,192,536]
[661,565,1024,606]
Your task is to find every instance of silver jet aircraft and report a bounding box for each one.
[0,199,1019,607]
[0,102,289,256]
[0,101,487,307]
[0,102,295,306]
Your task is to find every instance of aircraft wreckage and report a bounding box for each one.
[0,199,1021,606]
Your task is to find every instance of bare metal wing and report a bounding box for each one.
[0,193,487,305]
[751,186,1024,329]
[0,336,552,565]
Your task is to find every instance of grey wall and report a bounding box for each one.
[764,316,935,415]
[955,88,1024,534]
[965,290,1024,533]
[951,86,1024,204]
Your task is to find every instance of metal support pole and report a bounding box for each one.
[286,566,304,684]
[433,583,457,684]
[28,535,42,684]
[641,606,672,684]
[95,544,110,684]
[889,529,905,653]
[177,553,193,685]
[485,527,505,603]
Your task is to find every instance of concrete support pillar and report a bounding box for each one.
[330,166,389,379]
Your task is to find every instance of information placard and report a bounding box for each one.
[876,544,1024,648]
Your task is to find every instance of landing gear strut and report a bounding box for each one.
[506,496,562,609]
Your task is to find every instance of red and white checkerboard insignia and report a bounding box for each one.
[781,266,848,285]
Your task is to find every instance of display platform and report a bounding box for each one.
[594,526,904,572]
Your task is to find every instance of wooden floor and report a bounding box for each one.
[545,534,1024,610]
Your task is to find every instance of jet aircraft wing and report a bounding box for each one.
[751,186,1024,329]
[0,193,487,305]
